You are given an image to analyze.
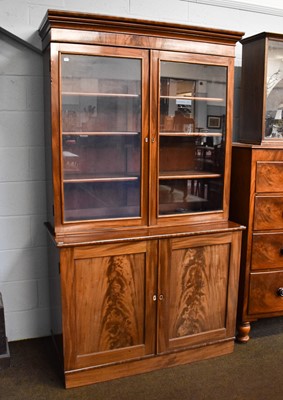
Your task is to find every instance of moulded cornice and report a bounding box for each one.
[38,9,244,46]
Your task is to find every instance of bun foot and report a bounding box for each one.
[236,322,251,343]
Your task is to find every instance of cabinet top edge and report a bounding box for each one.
[38,9,244,46]
[241,31,283,44]
[233,141,283,149]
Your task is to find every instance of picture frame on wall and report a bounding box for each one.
[207,115,221,129]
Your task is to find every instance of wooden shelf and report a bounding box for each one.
[159,170,221,179]
[64,175,139,183]
[160,95,224,102]
[62,131,140,136]
[62,91,140,98]
[160,132,222,137]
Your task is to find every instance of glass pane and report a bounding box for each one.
[265,40,283,139]
[159,61,226,216]
[60,54,142,221]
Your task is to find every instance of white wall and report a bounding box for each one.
[1,0,283,341]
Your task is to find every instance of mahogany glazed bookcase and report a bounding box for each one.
[39,10,244,388]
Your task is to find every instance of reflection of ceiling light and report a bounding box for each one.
[63,57,70,62]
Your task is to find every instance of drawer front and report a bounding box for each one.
[251,233,283,270]
[256,161,283,193]
[249,271,283,314]
[254,195,283,230]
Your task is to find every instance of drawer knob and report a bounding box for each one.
[277,288,283,297]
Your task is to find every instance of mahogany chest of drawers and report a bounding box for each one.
[230,145,283,341]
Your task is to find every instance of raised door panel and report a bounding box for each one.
[60,241,157,370]
[157,232,241,353]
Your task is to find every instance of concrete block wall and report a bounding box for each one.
[0,32,49,340]
[1,0,283,341]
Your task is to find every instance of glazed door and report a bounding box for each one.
[157,232,241,353]
[60,240,157,370]
[150,51,233,225]
[53,44,149,229]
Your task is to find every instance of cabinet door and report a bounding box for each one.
[60,240,157,370]
[157,232,241,353]
[53,44,149,228]
[150,51,233,225]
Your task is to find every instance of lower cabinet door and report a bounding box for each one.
[157,231,241,353]
[60,240,157,370]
